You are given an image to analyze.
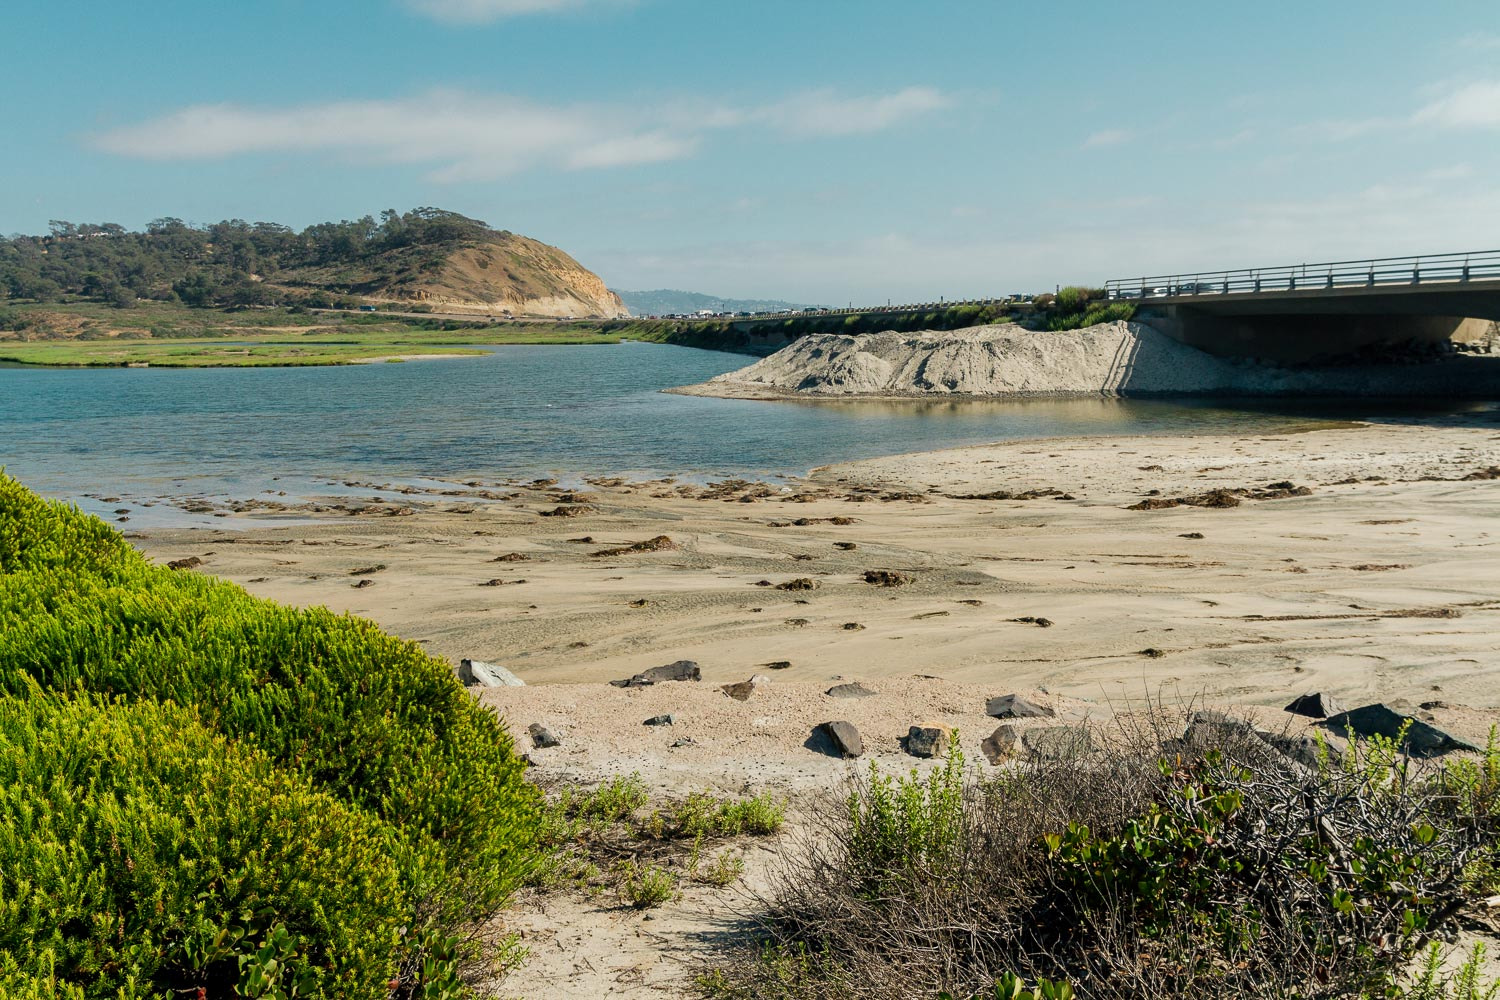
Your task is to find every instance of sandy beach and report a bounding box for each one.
[113,416,1500,997]
[125,417,1500,744]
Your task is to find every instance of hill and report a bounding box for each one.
[0,208,626,319]
[613,288,817,316]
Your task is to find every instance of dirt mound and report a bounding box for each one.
[687,322,1269,398]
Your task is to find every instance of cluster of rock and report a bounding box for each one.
[458,652,1479,764]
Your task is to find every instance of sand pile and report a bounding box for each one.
[682,322,1266,398]
[674,321,1500,399]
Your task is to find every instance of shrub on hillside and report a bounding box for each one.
[1053,286,1093,312]
[1046,302,1135,331]
[0,474,542,995]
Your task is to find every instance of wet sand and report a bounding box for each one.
[129,420,1500,710]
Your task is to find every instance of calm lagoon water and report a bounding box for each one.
[3,342,1496,522]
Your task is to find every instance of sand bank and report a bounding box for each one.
[673,321,1500,399]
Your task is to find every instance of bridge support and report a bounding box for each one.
[1137,306,1498,364]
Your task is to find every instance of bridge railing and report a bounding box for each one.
[1106,249,1500,300]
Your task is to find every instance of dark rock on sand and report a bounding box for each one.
[905,724,949,758]
[1323,703,1479,757]
[1285,692,1347,719]
[815,720,863,758]
[610,659,703,688]
[527,722,561,748]
[722,675,771,701]
[982,724,1092,763]
[826,682,878,699]
[986,694,1054,719]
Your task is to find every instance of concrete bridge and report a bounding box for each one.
[1107,251,1500,363]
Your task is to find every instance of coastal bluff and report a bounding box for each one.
[672,320,1500,399]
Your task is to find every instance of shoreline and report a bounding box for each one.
[120,418,1500,701]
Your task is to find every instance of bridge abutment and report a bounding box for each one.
[1138,306,1491,364]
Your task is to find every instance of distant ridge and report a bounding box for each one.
[614,288,819,316]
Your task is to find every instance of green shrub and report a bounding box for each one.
[1378,942,1500,1000]
[731,715,1496,999]
[1053,287,1092,312]
[845,741,967,900]
[618,862,677,909]
[0,692,403,999]
[666,790,786,838]
[0,474,542,994]
[941,972,1075,1000]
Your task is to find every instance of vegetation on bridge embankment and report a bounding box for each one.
[602,301,1022,353]
[606,292,1134,353]
[0,474,542,998]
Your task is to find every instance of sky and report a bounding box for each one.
[4,1,1500,304]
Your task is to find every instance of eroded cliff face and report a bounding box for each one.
[366,233,628,318]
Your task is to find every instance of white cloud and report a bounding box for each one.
[92,92,680,181]
[1458,31,1500,50]
[1412,80,1500,129]
[750,87,951,137]
[1082,128,1131,149]
[90,87,953,180]
[400,0,624,23]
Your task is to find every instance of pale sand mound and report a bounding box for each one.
[685,322,1265,398]
[673,321,1500,399]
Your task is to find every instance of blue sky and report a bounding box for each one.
[5,1,1500,303]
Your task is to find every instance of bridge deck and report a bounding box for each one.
[1107,249,1500,306]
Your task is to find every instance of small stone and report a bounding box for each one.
[722,675,772,701]
[906,724,949,758]
[1012,616,1054,628]
[816,720,863,758]
[458,659,525,687]
[610,660,702,688]
[826,682,877,699]
[775,577,818,591]
[762,660,793,670]
[352,578,374,588]
[644,714,675,726]
[1014,725,1093,761]
[834,541,858,550]
[980,725,1017,764]
[841,622,865,631]
[986,694,1054,719]
[1285,692,1346,719]
[527,723,560,748]
[166,556,203,571]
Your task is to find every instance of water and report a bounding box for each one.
[3,343,1497,524]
